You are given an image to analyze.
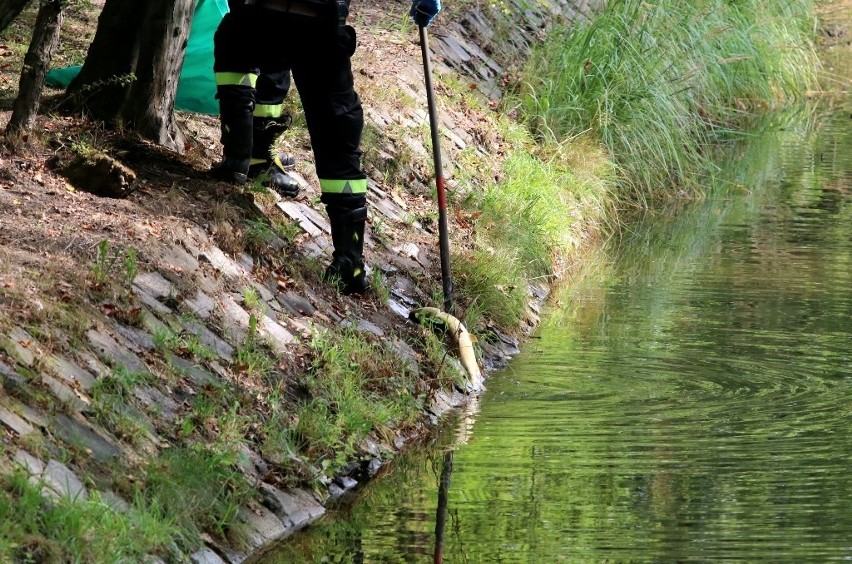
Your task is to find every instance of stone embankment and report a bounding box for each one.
[0,0,590,561]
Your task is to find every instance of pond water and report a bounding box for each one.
[260,50,851,564]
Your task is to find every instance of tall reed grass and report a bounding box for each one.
[453,0,818,331]
[516,0,819,198]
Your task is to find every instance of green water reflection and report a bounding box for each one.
[263,98,851,562]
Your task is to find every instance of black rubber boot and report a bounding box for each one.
[323,199,369,295]
[211,86,254,185]
[248,152,300,198]
[249,116,300,198]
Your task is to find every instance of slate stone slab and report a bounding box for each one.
[433,34,472,65]
[43,460,88,500]
[110,401,158,440]
[237,252,254,273]
[369,195,408,224]
[44,355,96,391]
[194,243,249,280]
[480,340,509,371]
[388,338,420,377]
[42,374,91,413]
[277,201,322,237]
[134,288,174,315]
[158,244,202,276]
[0,358,27,390]
[87,329,149,375]
[302,238,327,259]
[168,355,219,387]
[75,349,111,379]
[401,136,429,159]
[341,318,384,339]
[114,325,156,352]
[253,282,275,304]
[259,316,294,354]
[297,204,332,235]
[276,291,316,317]
[529,281,550,302]
[429,390,456,420]
[231,505,288,554]
[462,9,495,40]
[2,327,37,367]
[387,299,410,319]
[327,482,345,498]
[444,127,468,150]
[184,290,216,319]
[52,414,121,463]
[99,490,131,513]
[14,449,45,476]
[18,404,49,429]
[182,320,235,362]
[0,405,35,436]
[286,317,313,339]
[384,252,421,274]
[194,270,225,298]
[133,271,175,299]
[259,484,325,530]
[364,107,388,127]
[491,328,520,356]
[236,443,269,480]
[366,457,383,478]
[334,476,358,492]
[217,294,250,341]
[190,549,227,564]
[134,386,181,424]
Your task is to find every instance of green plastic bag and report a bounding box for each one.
[45,0,228,115]
[176,0,229,114]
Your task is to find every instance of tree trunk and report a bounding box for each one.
[65,0,194,152]
[6,0,64,137]
[0,0,31,35]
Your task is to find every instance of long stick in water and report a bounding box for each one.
[419,24,454,314]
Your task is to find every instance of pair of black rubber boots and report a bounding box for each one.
[215,113,369,295]
[213,113,301,198]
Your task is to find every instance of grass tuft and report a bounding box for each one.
[293,327,424,478]
[0,470,180,562]
[514,0,819,199]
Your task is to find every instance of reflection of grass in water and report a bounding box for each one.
[544,106,826,338]
[616,109,818,276]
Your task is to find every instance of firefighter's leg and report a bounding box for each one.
[212,10,259,184]
[250,69,300,197]
[292,22,369,293]
[321,192,369,295]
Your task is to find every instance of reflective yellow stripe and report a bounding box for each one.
[320,178,367,194]
[253,103,284,118]
[215,72,258,88]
